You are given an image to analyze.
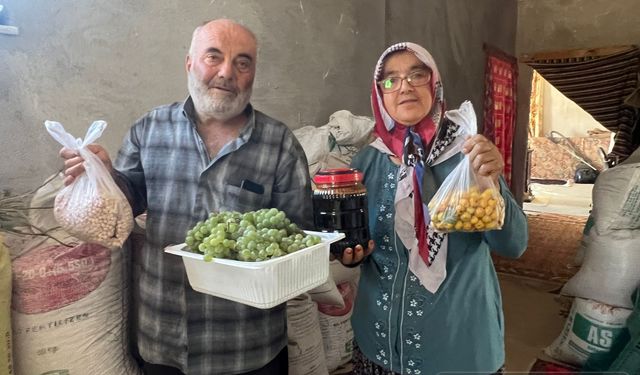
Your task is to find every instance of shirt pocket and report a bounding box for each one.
[224,184,265,212]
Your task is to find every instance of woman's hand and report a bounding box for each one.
[335,240,375,267]
[59,144,113,186]
[462,135,504,184]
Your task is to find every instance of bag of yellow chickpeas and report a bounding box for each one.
[427,102,505,233]
[428,181,505,232]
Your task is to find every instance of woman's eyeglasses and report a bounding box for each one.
[378,70,432,93]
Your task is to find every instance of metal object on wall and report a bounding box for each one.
[523,148,534,202]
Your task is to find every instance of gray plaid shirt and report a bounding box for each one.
[113,97,313,374]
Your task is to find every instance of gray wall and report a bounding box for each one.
[1,0,518,194]
[514,0,640,203]
[386,0,521,200]
[386,0,518,124]
[0,0,384,192]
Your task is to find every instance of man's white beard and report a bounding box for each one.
[188,73,252,122]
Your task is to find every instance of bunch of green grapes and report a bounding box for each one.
[185,208,322,262]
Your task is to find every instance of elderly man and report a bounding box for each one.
[62,19,311,375]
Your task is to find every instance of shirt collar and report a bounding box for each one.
[181,96,256,141]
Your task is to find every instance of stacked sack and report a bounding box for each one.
[288,260,361,375]
[0,234,13,375]
[293,110,374,176]
[316,261,360,374]
[543,147,640,371]
[288,110,374,374]
[8,174,141,375]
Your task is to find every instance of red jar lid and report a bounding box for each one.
[313,168,363,185]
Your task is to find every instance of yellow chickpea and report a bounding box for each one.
[475,207,485,217]
[459,198,469,208]
[485,205,494,216]
[481,189,494,199]
[485,222,498,230]
[469,197,478,207]
[460,212,471,222]
[470,216,479,224]
[488,198,497,207]
[482,215,493,223]
[474,221,486,230]
[463,222,473,231]
[466,207,476,215]
[479,198,488,208]
[454,221,463,230]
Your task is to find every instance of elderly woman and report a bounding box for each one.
[349,42,528,374]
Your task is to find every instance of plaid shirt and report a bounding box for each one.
[113,97,313,374]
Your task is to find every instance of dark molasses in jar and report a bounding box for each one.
[312,168,370,256]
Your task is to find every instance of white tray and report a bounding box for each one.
[165,231,345,309]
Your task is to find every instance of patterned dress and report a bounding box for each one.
[349,122,528,375]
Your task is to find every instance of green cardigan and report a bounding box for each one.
[350,145,528,375]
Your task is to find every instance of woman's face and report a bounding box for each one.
[380,51,433,126]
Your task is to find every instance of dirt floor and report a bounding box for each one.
[499,272,569,371]
[329,273,570,374]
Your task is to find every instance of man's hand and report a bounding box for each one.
[60,144,113,186]
[336,240,375,267]
[462,135,504,184]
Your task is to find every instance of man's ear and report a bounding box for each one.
[185,54,192,73]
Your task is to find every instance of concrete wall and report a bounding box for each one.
[385,0,518,122]
[0,0,384,192]
[1,0,520,194]
[515,0,640,202]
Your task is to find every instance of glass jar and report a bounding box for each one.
[312,168,370,256]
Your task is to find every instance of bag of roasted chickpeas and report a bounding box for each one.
[44,121,133,248]
[427,102,505,233]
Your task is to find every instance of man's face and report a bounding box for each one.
[186,21,257,121]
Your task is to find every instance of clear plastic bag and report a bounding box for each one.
[427,102,505,232]
[44,121,133,248]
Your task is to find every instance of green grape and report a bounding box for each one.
[304,237,315,247]
[185,208,322,261]
[243,212,255,224]
[228,223,239,233]
[288,223,301,235]
[185,236,195,246]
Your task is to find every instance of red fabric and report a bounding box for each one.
[412,170,430,264]
[483,53,517,187]
[528,358,579,374]
[371,79,437,265]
